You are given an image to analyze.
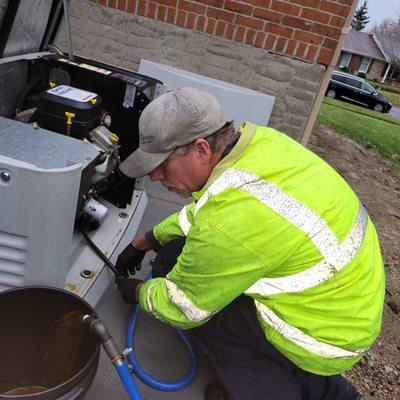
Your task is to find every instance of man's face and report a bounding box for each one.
[148,139,215,197]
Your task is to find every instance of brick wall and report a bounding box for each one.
[57,1,328,140]
[368,59,386,81]
[91,0,352,66]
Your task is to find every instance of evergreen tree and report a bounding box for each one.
[352,1,370,31]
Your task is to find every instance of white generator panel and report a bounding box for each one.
[138,59,276,129]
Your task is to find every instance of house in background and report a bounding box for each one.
[373,32,400,84]
[337,29,386,80]
[337,29,400,85]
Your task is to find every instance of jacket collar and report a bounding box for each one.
[192,121,257,200]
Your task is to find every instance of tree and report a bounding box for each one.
[372,17,400,37]
[351,1,370,31]
[371,18,400,65]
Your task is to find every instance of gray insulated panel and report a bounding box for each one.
[0,117,100,169]
[0,117,99,291]
[3,0,53,57]
[0,61,27,118]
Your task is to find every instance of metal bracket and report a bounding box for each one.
[63,0,74,62]
[0,51,53,65]
[121,347,133,359]
[152,82,166,100]
[134,177,145,191]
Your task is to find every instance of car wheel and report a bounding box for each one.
[326,89,336,99]
[373,103,384,113]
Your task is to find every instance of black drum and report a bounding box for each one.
[0,287,100,399]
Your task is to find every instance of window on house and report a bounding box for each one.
[359,57,372,73]
[339,53,352,68]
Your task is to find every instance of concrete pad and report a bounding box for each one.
[145,179,193,207]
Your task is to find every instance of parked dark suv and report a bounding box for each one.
[326,71,392,113]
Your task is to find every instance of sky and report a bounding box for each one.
[362,0,400,30]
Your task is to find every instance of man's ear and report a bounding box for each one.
[193,139,212,161]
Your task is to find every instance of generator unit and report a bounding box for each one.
[0,0,168,306]
[0,51,165,306]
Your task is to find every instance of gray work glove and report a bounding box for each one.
[116,276,143,304]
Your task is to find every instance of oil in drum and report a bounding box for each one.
[4,386,47,395]
[42,311,87,388]
[0,287,100,400]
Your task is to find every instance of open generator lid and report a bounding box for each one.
[0,0,62,58]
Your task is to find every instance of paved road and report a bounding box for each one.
[389,106,400,121]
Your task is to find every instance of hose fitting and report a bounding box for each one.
[82,315,119,361]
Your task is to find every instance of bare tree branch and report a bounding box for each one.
[371,17,400,64]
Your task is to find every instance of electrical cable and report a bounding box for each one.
[81,229,118,276]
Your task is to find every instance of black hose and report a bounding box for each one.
[81,230,119,277]
[112,152,121,166]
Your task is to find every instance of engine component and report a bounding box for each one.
[82,198,108,225]
[89,126,118,153]
[89,126,120,181]
[49,67,71,87]
[34,84,103,139]
[14,107,36,123]
[100,111,112,128]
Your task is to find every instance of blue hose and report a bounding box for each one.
[126,301,198,391]
[82,233,197,398]
[115,360,143,400]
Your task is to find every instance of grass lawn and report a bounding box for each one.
[368,80,400,107]
[317,98,400,163]
[379,89,400,107]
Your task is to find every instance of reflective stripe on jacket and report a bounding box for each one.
[139,122,385,375]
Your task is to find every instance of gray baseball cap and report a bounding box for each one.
[119,87,226,178]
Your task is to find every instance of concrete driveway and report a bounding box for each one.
[389,106,400,121]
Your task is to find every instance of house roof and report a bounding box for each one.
[342,30,386,61]
[374,32,400,64]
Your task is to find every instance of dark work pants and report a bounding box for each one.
[152,238,360,400]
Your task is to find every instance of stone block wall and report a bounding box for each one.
[56,1,356,140]
[91,0,352,66]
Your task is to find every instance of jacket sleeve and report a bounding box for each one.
[139,184,310,329]
[152,202,196,246]
[138,214,270,329]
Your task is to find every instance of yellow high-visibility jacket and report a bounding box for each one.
[139,122,385,375]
